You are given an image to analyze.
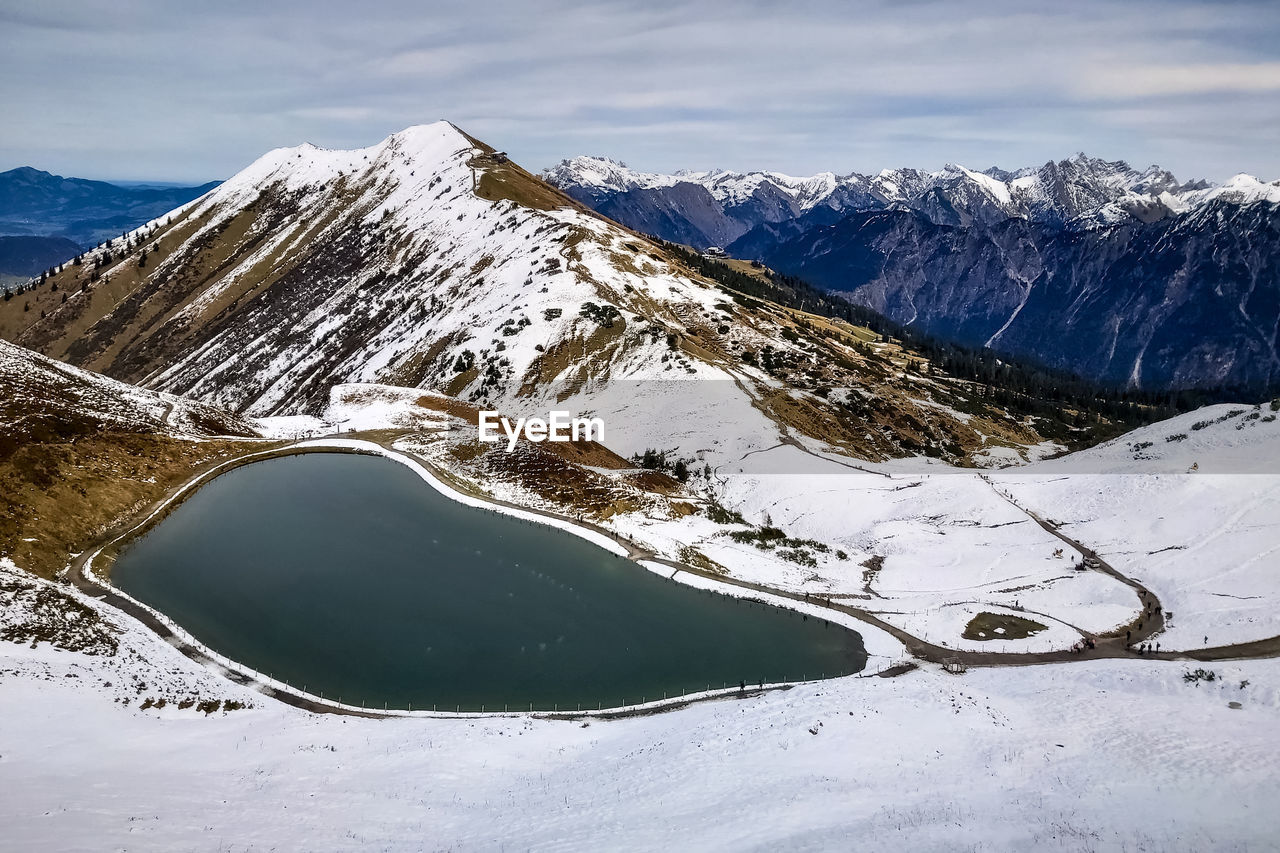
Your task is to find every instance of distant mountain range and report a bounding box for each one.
[0,166,218,250]
[546,155,1280,390]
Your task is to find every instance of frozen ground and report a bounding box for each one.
[708,445,1138,651]
[2,401,1278,849]
[2,569,1278,851]
[993,404,1280,650]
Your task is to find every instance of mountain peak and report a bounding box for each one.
[1,165,56,181]
[212,121,479,211]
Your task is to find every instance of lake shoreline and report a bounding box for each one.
[76,438,893,719]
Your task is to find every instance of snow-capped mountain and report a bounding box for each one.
[0,122,1073,465]
[545,153,1274,243]
[547,153,1280,391]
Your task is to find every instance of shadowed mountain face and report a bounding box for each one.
[547,156,1280,391]
[747,204,1280,391]
[0,167,219,247]
[0,235,82,277]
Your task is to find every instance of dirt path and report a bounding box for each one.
[979,474,1167,646]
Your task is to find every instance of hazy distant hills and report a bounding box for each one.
[0,166,218,251]
[0,235,82,278]
[547,155,1280,391]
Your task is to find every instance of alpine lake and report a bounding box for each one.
[112,452,866,712]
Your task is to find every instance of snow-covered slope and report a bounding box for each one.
[1178,173,1280,210]
[993,403,1280,649]
[0,337,254,440]
[3,557,1279,851]
[11,123,751,417]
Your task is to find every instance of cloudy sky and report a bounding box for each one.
[3,0,1279,183]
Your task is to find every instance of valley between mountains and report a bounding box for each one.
[2,122,1280,850]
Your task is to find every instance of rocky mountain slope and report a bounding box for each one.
[0,338,260,577]
[0,337,254,443]
[0,167,219,248]
[752,200,1280,390]
[547,155,1280,391]
[0,122,1100,466]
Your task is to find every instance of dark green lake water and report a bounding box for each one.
[113,452,865,710]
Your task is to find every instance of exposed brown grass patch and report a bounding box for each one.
[961,612,1048,641]
[678,545,727,575]
[473,159,571,212]
[627,469,682,493]
[416,394,483,425]
[1,434,271,579]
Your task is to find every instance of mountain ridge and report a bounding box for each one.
[545,153,1279,244]
[546,153,1280,391]
[0,121,1130,467]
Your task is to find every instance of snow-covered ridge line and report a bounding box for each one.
[546,152,1280,224]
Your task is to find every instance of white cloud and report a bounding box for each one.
[287,106,380,122]
[1079,62,1280,98]
[0,0,1277,182]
